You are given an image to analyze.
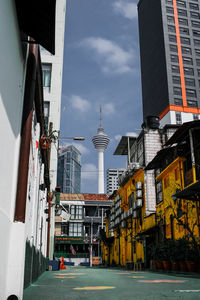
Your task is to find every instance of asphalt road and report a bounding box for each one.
[23,266,200,300]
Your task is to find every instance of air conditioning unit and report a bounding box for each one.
[136,181,142,190]
[136,189,142,198]
[136,199,142,208]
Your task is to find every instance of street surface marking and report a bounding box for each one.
[74,286,116,290]
[55,273,86,276]
[139,280,186,283]
[175,290,200,293]
[132,276,145,278]
[55,276,75,278]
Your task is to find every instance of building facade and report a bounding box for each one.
[41,0,66,260]
[57,145,81,193]
[55,193,112,266]
[138,0,200,126]
[106,168,126,194]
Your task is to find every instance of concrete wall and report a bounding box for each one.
[0,1,27,299]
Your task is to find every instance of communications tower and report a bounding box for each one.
[92,107,110,193]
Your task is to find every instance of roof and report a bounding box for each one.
[114,136,137,155]
[60,193,110,201]
[15,0,56,54]
[173,180,200,201]
[145,147,175,170]
[165,120,200,146]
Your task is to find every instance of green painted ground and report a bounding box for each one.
[23,266,200,300]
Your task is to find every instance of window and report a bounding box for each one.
[184,67,194,75]
[183,57,193,64]
[185,77,195,86]
[192,20,200,28]
[193,30,200,37]
[42,64,52,89]
[172,65,180,73]
[178,18,188,26]
[167,15,175,23]
[190,11,200,19]
[177,0,186,8]
[193,114,199,120]
[198,69,200,76]
[189,2,199,10]
[69,222,83,237]
[176,112,182,124]
[155,180,163,204]
[187,100,198,107]
[44,102,50,134]
[173,86,182,95]
[61,224,69,235]
[169,34,177,42]
[180,37,190,44]
[168,25,176,32]
[166,6,174,14]
[179,27,189,35]
[174,98,182,105]
[166,0,172,4]
[181,46,192,55]
[177,9,187,17]
[170,44,178,52]
[195,49,200,56]
[70,205,83,220]
[186,89,197,97]
[197,59,200,66]
[171,54,179,62]
[194,39,200,46]
[172,75,181,84]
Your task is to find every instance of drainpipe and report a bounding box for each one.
[46,193,52,258]
[14,43,38,222]
[189,129,196,183]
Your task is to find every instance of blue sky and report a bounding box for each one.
[60,0,142,193]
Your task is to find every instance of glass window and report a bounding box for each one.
[193,30,200,37]
[185,77,195,86]
[192,20,200,28]
[167,15,175,23]
[178,18,188,25]
[171,54,179,62]
[194,39,200,46]
[69,222,83,237]
[173,86,182,95]
[169,34,177,42]
[42,64,52,88]
[187,100,198,107]
[179,27,189,35]
[168,25,176,32]
[189,2,199,10]
[172,65,180,73]
[184,67,194,75]
[177,0,186,8]
[177,9,187,17]
[176,112,182,124]
[180,37,190,44]
[174,98,182,105]
[198,69,200,76]
[170,44,178,52]
[70,205,83,220]
[172,75,181,84]
[195,49,200,56]
[186,89,197,97]
[181,46,192,55]
[193,114,199,120]
[190,11,200,19]
[196,59,200,66]
[166,0,173,4]
[182,57,193,64]
[166,6,174,14]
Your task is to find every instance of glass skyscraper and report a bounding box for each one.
[57,145,81,193]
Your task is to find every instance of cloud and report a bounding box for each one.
[80,37,134,74]
[112,1,137,20]
[104,103,115,115]
[126,132,138,137]
[69,95,91,113]
[60,143,90,155]
[81,163,97,180]
[114,134,122,141]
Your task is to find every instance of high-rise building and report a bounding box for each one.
[57,145,81,193]
[106,168,126,194]
[138,0,200,126]
[92,107,110,194]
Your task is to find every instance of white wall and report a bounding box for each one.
[160,110,197,127]
[0,1,27,299]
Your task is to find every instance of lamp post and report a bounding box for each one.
[59,137,85,141]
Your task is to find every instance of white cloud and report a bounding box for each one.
[112,1,137,20]
[104,103,115,115]
[81,163,97,180]
[80,37,134,74]
[114,134,122,141]
[69,95,91,113]
[126,132,138,137]
[61,143,90,155]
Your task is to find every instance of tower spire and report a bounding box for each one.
[100,105,102,128]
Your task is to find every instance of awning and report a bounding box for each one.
[145,147,174,170]
[165,120,200,146]
[173,180,200,201]
[114,136,137,155]
[15,0,56,54]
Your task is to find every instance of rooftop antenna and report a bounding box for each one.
[100,105,102,128]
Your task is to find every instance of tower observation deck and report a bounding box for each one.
[92,107,110,193]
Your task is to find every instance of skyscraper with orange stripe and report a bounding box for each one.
[138,0,200,125]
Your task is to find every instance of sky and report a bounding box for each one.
[60,0,143,193]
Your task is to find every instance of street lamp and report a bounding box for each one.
[59,137,85,141]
